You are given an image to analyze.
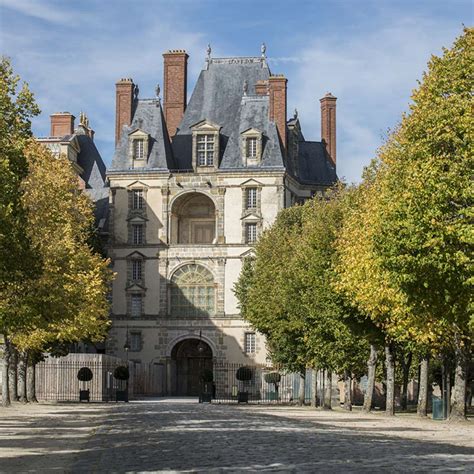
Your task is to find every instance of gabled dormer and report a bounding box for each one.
[128,129,150,168]
[241,128,263,166]
[190,119,221,172]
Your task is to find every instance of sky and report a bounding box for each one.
[0,0,471,183]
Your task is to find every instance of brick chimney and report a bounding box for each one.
[50,112,75,137]
[320,93,337,166]
[255,80,268,96]
[268,75,288,155]
[115,78,135,146]
[163,50,188,139]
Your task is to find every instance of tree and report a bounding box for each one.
[370,28,473,420]
[6,140,113,400]
[0,57,40,406]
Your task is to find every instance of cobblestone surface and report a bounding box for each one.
[0,400,473,473]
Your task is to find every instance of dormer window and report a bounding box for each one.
[134,139,145,160]
[128,129,149,168]
[241,128,263,165]
[247,137,257,159]
[191,119,221,172]
[197,134,215,166]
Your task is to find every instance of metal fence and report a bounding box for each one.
[210,363,317,404]
[36,354,131,402]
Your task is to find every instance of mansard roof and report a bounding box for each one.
[109,53,337,186]
[111,99,173,170]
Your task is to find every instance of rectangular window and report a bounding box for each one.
[130,331,142,351]
[132,224,144,245]
[245,332,256,354]
[133,139,145,160]
[132,190,144,210]
[130,294,142,317]
[246,188,257,209]
[247,137,257,158]
[246,223,257,244]
[132,260,142,281]
[197,134,214,166]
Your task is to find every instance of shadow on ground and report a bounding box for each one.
[0,402,472,473]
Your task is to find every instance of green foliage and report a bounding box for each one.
[236,366,253,381]
[77,367,93,382]
[200,369,214,383]
[113,366,130,381]
[264,372,281,385]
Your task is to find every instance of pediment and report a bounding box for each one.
[241,212,260,221]
[241,127,262,136]
[241,178,263,187]
[127,215,148,223]
[125,282,147,292]
[128,128,149,138]
[190,119,222,132]
[240,249,255,259]
[126,251,146,259]
[127,180,149,190]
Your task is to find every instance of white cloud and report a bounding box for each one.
[284,17,464,182]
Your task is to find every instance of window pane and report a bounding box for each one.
[132,190,144,210]
[131,294,142,317]
[130,332,141,351]
[246,188,257,209]
[246,223,257,243]
[134,139,144,159]
[132,260,142,280]
[245,333,256,353]
[133,225,144,244]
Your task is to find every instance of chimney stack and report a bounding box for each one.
[268,75,288,155]
[320,93,337,166]
[115,78,135,146]
[255,80,268,96]
[50,112,75,137]
[163,50,188,139]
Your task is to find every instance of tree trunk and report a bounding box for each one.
[400,352,412,411]
[417,356,429,417]
[311,368,317,408]
[385,344,395,416]
[343,370,352,411]
[1,337,11,407]
[323,370,332,410]
[449,341,469,421]
[8,349,18,402]
[298,371,305,406]
[17,352,28,404]
[27,359,38,403]
[363,344,377,412]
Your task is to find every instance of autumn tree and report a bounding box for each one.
[0,57,40,406]
[6,141,113,402]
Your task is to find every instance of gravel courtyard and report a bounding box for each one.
[0,400,472,473]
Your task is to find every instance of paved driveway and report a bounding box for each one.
[0,399,472,473]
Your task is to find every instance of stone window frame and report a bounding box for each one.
[130,222,145,245]
[168,263,217,318]
[241,182,262,215]
[126,289,146,318]
[190,119,221,172]
[128,129,149,162]
[126,252,146,287]
[241,128,263,166]
[244,332,256,354]
[127,182,148,221]
[129,330,143,352]
[244,222,258,244]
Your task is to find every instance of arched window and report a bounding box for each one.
[170,264,215,317]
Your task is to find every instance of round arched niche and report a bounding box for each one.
[170,192,216,244]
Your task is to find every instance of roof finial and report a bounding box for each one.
[261,42,266,58]
[243,80,248,96]
[155,84,161,106]
[294,108,298,119]
[79,111,89,128]
[134,84,139,100]
[206,43,211,60]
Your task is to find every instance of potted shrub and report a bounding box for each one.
[113,365,130,402]
[264,372,281,401]
[236,366,253,403]
[199,369,214,403]
[77,367,93,402]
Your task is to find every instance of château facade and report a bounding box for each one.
[106,46,338,395]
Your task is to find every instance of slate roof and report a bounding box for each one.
[109,55,337,186]
[111,99,173,170]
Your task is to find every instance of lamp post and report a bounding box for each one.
[123,327,130,398]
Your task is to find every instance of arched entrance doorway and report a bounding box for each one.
[171,338,213,396]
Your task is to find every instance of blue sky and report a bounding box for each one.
[0,0,471,182]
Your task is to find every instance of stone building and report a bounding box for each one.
[106,46,338,395]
